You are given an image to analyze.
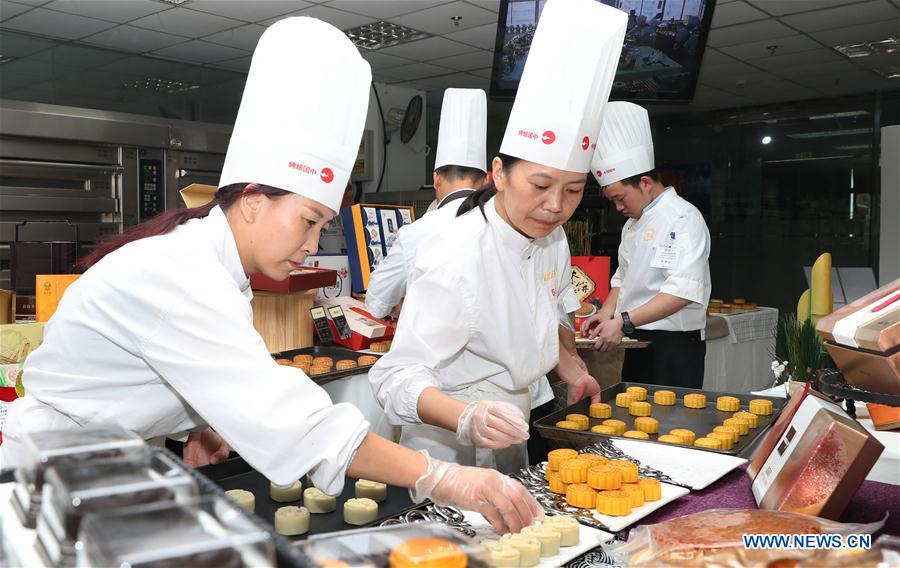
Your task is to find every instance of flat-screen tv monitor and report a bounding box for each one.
[490,0,716,102]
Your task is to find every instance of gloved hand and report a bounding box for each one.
[412,451,543,534]
[456,400,529,449]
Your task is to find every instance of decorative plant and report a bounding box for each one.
[564,218,592,257]
[771,314,833,386]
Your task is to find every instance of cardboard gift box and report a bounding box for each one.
[315,296,393,351]
[0,322,44,365]
[748,385,884,520]
[179,183,217,208]
[35,275,80,323]
[250,268,337,294]
[341,204,415,293]
[817,278,899,395]
[302,255,351,300]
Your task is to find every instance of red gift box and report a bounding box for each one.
[250,268,337,294]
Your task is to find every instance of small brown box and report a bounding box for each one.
[824,341,900,395]
[817,279,900,353]
[250,268,337,294]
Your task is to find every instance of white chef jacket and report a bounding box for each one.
[369,197,578,426]
[611,187,711,332]
[0,206,368,494]
[365,190,573,410]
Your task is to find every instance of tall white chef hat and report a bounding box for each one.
[433,88,487,172]
[218,17,371,213]
[591,101,655,186]
[498,0,627,173]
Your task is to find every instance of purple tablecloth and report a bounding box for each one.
[639,467,900,536]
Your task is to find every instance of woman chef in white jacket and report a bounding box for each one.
[0,17,540,535]
[369,0,627,472]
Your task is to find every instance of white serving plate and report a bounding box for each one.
[461,511,613,568]
[612,438,747,490]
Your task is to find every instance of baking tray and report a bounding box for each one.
[534,382,787,457]
[271,345,381,385]
[200,457,419,542]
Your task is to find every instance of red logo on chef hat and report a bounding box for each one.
[582,136,590,150]
[541,130,556,145]
[320,167,334,184]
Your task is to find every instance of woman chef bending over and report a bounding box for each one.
[369,0,627,472]
[0,18,540,534]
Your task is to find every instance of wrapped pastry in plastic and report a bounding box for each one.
[11,424,147,528]
[36,451,197,566]
[606,509,884,567]
[78,496,275,568]
[302,522,485,567]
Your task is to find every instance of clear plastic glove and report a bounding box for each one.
[412,451,543,534]
[456,400,529,449]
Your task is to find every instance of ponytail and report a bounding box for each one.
[77,183,290,270]
[455,153,521,220]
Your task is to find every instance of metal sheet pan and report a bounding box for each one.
[272,345,380,385]
[534,382,786,457]
[200,457,419,542]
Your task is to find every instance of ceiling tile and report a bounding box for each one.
[700,69,776,89]
[461,0,499,11]
[0,56,79,79]
[4,0,50,5]
[31,43,127,68]
[780,0,898,32]
[718,34,822,61]
[213,55,252,72]
[203,24,265,51]
[43,0,167,23]
[151,40,249,64]
[361,50,415,70]
[711,1,769,27]
[405,71,488,90]
[468,66,492,78]
[130,7,243,38]
[161,65,243,86]
[324,1,442,19]
[0,1,34,22]
[769,59,861,79]
[698,58,765,79]
[706,19,796,47]
[0,30,55,56]
[82,25,187,53]
[379,35,477,60]
[789,66,881,87]
[809,18,900,46]
[430,48,492,71]
[264,3,376,29]
[0,70,38,92]
[390,1,496,35]
[746,0,866,16]
[186,0,309,23]
[97,54,184,76]
[847,50,900,69]
[740,48,845,71]
[443,22,496,49]
[379,61,453,81]
[697,47,739,66]
[2,7,115,40]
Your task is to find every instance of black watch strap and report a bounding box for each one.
[621,311,635,335]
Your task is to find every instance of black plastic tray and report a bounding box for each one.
[534,382,787,457]
[200,457,419,542]
[272,345,381,385]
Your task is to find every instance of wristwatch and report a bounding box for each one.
[620,312,635,335]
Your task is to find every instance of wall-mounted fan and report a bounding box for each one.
[385,94,423,144]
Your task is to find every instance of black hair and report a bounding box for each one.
[616,170,662,189]
[434,164,486,187]
[456,154,522,219]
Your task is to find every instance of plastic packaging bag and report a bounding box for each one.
[606,508,885,567]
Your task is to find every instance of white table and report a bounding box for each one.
[703,307,779,394]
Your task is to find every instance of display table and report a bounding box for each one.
[703,307,779,393]
[639,467,900,536]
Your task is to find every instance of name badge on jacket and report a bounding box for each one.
[651,231,679,269]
